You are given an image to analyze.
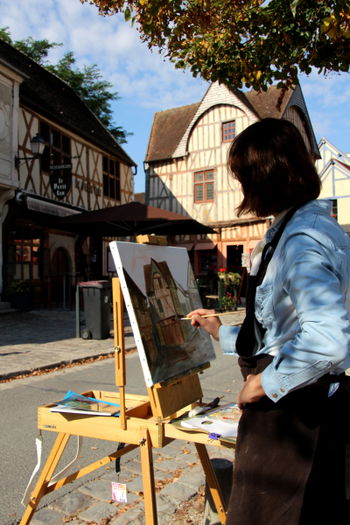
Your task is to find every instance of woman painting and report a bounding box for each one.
[188,118,350,524]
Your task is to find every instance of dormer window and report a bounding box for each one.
[222,120,236,143]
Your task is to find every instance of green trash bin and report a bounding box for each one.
[79,280,111,339]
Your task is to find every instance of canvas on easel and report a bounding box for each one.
[109,241,216,387]
[19,271,229,525]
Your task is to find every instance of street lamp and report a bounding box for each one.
[15,133,46,168]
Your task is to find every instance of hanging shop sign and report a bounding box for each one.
[49,163,72,199]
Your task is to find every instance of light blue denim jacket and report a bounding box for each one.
[219,200,350,402]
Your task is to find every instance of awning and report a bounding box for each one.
[55,201,215,236]
[25,196,81,217]
[194,242,217,251]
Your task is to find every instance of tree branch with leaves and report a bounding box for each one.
[81,0,350,91]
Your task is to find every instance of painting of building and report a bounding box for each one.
[109,241,215,386]
[122,271,159,366]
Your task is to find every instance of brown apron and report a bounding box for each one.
[226,207,350,524]
[226,355,350,525]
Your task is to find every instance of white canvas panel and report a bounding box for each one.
[109,241,216,386]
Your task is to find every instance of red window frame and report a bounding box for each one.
[222,120,236,143]
[194,170,215,203]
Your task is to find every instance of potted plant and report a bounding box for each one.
[217,269,241,311]
[221,292,238,311]
[3,280,33,311]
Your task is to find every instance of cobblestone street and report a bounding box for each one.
[29,440,234,525]
[1,308,243,524]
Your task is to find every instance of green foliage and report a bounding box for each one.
[81,0,350,90]
[46,52,130,143]
[0,27,130,143]
[217,269,241,286]
[220,293,237,311]
[12,37,62,65]
[0,27,12,43]
[217,269,241,310]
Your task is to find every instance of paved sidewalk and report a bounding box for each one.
[1,308,244,524]
[0,308,245,381]
[0,309,135,380]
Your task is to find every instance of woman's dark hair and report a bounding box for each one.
[228,118,321,217]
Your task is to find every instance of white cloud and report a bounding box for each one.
[300,71,350,153]
[0,0,207,110]
[302,71,350,107]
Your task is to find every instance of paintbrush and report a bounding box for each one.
[180,312,241,320]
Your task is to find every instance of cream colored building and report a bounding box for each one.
[0,57,21,299]
[0,39,135,306]
[145,82,319,293]
[317,138,350,233]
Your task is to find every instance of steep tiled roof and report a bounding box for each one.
[146,84,307,163]
[0,39,135,166]
[244,85,293,118]
[145,102,200,162]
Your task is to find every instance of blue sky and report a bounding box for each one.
[1,0,349,193]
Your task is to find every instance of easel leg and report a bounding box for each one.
[139,429,158,525]
[20,432,70,525]
[195,443,227,525]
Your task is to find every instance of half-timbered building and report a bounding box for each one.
[0,39,135,307]
[145,82,320,296]
[316,137,350,233]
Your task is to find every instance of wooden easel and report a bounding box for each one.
[20,275,233,525]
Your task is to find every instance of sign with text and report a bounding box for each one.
[50,163,72,170]
[49,164,72,199]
